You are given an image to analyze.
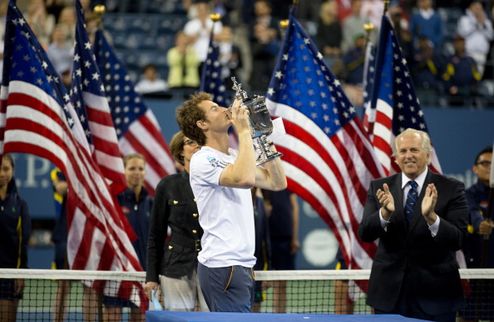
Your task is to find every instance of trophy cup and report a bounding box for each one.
[231,77,282,165]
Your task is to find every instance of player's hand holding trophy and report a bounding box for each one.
[231,77,282,165]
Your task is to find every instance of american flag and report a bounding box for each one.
[200,20,230,107]
[200,20,237,146]
[265,14,384,270]
[1,0,145,309]
[362,40,376,138]
[93,30,176,194]
[368,15,442,175]
[69,0,126,192]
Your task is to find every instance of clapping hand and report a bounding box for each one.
[376,183,395,220]
[421,183,438,225]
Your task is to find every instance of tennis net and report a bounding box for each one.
[0,268,493,321]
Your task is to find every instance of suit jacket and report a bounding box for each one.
[146,172,203,282]
[359,171,468,314]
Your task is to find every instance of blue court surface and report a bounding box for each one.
[146,312,431,322]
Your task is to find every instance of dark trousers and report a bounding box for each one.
[197,263,254,312]
[375,279,458,322]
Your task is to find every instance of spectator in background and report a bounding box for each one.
[360,0,384,32]
[341,0,368,53]
[45,0,72,22]
[410,0,444,53]
[144,131,208,312]
[464,147,494,260]
[25,0,56,48]
[457,0,493,76]
[411,36,444,105]
[183,0,223,70]
[0,154,31,322]
[262,189,299,313]
[167,31,200,90]
[293,0,322,34]
[50,168,70,322]
[135,64,169,95]
[460,146,494,322]
[119,154,152,270]
[315,0,343,69]
[389,4,413,63]
[46,24,73,77]
[342,33,366,86]
[55,6,76,47]
[216,25,243,91]
[442,35,481,106]
[104,153,152,322]
[249,0,279,92]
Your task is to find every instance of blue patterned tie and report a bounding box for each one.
[405,181,418,224]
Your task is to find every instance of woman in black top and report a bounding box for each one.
[0,154,31,322]
[144,131,208,311]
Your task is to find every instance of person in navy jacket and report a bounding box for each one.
[118,153,153,270]
[144,131,207,311]
[0,154,31,322]
[104,153,152,322]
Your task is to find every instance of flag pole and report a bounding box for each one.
[363,22,375,48]
[279,19,289,39]
[80,4,109,320]
[93,4,106,28]
[383,0,390,14]
[291,0,299,17]
[200,13,221,91]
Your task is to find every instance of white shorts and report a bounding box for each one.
[159,270,209,312]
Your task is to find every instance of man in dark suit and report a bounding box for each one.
[359,128,468,322]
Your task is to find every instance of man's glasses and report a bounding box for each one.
[476,160,491,167]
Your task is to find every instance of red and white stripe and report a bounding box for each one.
[84,92,126,187]
[3,81,146,309]
[119,110,176,193]
[267,99,384,271]
[370,99,442,176]
[0,86,11,153]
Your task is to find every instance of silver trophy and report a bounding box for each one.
[231,77,282,165]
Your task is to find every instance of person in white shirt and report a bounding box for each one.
[176,92,286,312]
[183,0,223,64]
[457,0,494,76]
[135,64,168,94]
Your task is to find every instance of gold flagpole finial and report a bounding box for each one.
[280,19,289,30]
[363,22,375,45]
[91,4,106,29]
[93,4,106,16]
[210,13,221,22]
[364,23,375,34]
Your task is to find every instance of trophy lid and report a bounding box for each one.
[231,77,248,100]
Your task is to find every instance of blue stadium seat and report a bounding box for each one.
[102,12,185,82]
[438,7,464,41]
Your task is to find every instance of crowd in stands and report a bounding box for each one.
[2,0,494,108]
